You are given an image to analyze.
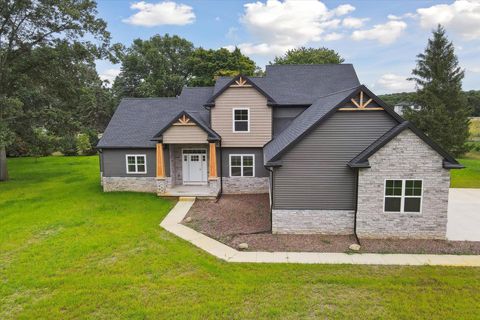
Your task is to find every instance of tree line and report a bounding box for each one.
[380,90,480,117]
[0,0,473,180]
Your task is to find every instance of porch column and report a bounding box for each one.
[208,142,218,180]
[156,143,165,178]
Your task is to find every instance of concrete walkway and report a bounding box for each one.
[160,197,480,266]
[447,188,480,241]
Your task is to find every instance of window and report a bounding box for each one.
[126,155,147,174]
[384,179,422,213]
[229,154,254,177]
[233,108,249,132]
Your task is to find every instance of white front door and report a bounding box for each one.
[182,149,207,184]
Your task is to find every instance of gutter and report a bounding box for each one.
[353,168,361,246]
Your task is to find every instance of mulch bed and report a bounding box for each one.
[183,194,480,255]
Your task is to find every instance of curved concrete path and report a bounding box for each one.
[160,197,480,266]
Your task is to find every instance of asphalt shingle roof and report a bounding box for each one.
[263,86,360,164]
[347,121,463,169]
[97,87,212,148]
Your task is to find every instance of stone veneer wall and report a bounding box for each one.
[272,210,354,234]
[102,177,157,193]
[222,177,269,194]
[356,129,450,239]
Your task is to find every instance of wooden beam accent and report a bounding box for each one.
[208,142,218,180]
[363,98,373,108]
[156,143,165,178]
[338,107,384,111]
[350,98,361,108]
[359,91,364,108]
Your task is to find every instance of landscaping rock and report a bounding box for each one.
[238,243,249,250]
[184,217,192,223]
[349,243,361,251]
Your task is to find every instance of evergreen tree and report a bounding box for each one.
[405,25,470,156]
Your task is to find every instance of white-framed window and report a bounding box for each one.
[126,154,147,174]
[229,154,254,177]
[232,108,250,132]
[384,179,423,213]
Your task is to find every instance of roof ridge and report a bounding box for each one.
[312,85,361,101]
[121,97,177,100]
[266,63,353,67]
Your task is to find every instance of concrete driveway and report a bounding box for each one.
[447,188,480,241]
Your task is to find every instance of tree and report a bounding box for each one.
[0,0,112,180]
[271,47,344,65]
[114,36,259,95]
[188,47,257,86]
[113,34,194,98]
[405,25,470,156]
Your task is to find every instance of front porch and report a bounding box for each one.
[155,142,220,198]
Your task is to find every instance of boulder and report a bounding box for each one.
[349,243,361,251]
[184,217,192,223]
[238,243,249,250]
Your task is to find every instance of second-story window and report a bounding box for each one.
[233,108,249,132]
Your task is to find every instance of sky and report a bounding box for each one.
[95,0,480,94]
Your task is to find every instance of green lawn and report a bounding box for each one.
[451,150,480,188]
[1,156,480,319]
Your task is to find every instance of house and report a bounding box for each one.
[393,101,421,115]
[97,64,463,239]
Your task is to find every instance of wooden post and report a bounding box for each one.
[156,143,165,178]
[208,142,218,180]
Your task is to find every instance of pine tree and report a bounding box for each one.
[405,25,470,156]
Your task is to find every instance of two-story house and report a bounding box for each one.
[97,64,463,239]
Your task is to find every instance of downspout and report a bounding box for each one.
[353,168,361,246]
[215,140,223,202]
[265,166,274,232]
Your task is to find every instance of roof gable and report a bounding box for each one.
[205,74,276,106]
[264,85,403,164]
[348,121,463,169]
[151,110,220,142]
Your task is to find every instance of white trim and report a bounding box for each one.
[232,108,250,133]
[125,154,147,174]
[229,154,255,177]
[383,179,423,214]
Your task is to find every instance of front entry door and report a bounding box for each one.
[182,149,207,184]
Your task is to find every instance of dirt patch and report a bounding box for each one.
[183,194,480,254]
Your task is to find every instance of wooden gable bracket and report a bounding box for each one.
[173,114,196,126]
[339,91,383,111]
[231,76,252,87]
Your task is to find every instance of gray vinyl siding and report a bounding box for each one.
[273,107,307,137]
[102,147,170,177]
[273,111,397,210]
[219,147,269,177]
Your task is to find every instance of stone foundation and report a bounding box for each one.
[102,176,157,193]
[222,177,269,194]
[272,209,354,234]
[356,129,450,239]
[208,179,221,194]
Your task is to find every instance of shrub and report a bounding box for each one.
[76,133,92,155]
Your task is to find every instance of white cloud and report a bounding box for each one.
[324,32,344,41]
[215,16,220,21]
[333,4,355,16]
[99,68,121,86]
[224,43,294,56]
[226,27,239,41]
[228,0,355,55]
[351,20,407,44]
[342,17,369,28]
[377,73,414,92]
[123,1,195,27]
[417,0,480,40]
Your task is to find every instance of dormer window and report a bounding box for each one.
[233,108,250,132]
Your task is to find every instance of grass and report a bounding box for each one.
[1,156,480,319]
[469,118,480,142]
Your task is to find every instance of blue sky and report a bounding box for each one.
[96,0,480,94]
